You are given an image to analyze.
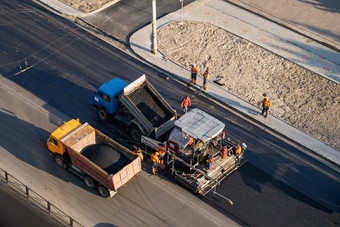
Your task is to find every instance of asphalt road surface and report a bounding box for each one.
[82,0,195,43]
[0,0,339,226]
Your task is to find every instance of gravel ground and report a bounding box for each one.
[81,144,130,174]
[158,21,340,150]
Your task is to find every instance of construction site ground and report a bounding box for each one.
[57,0,340,152]
[157,20,340,150]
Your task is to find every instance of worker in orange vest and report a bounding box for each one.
[261,93,272,118]
[190,64,198,84]
[202,68,209,90]
[207,155,214,169]
[150,152,160,175]
[133,146,144,161]
[181,95,191,113]
[234,143,242,159]
[158,144,166,164]
[188,137,194,146]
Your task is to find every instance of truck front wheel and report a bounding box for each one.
[54,155,67,169]
[130,126,142,142]
[98,185,110,198]
[83,175,97,189]
[97,108,108,121]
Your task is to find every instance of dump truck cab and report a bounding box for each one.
[93,78,128,119]
[47,119,141,197]
[93,75,177,141]
[47,119,82,168]
[47,119,82,155]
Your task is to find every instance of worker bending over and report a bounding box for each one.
[133,146,144,161]
[150,152,160,175]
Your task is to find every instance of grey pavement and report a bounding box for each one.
[226,0,340,52]
[36,0,84,16]
[36,0,340,169]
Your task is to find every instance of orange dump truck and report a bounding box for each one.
[47,119,141,197]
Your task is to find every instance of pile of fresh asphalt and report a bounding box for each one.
[81,144,130,174]
[129,85,173,127]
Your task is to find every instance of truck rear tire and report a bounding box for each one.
[83,175,97,189]
[97,108,108,121]
[130,126,142,142]
[98,185,110,198]
[54,155,67,169]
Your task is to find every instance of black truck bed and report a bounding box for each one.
[128,85,173,127]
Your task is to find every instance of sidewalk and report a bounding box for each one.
[129,0,340,169]
[37,0,84,16]
[37,0,340,169]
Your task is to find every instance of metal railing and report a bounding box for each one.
[0,168,83,227]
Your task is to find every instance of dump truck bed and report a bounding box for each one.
[119,75,177,138]
[61,123,141,192]
[128,85,173,127]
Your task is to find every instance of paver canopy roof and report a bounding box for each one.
[174,108,225,143]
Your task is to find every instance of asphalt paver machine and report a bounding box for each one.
[142,108,247,196]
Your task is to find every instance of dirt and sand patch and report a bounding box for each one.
[61,0,113,13]
[158,21,340,150]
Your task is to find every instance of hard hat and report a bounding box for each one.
[155,152,159,156]
[192,63,196,67]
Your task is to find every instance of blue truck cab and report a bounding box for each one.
[93,78,128,121]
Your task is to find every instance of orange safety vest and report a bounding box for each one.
[188,137,194,146]
[203,72,209,80]
[235,144,242,154]
[150,153,160,163]
[262,98,271,107]
[134,149,144,160]
[192,66,198,74]
[158,145,166,155]
[222,147,227,159]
